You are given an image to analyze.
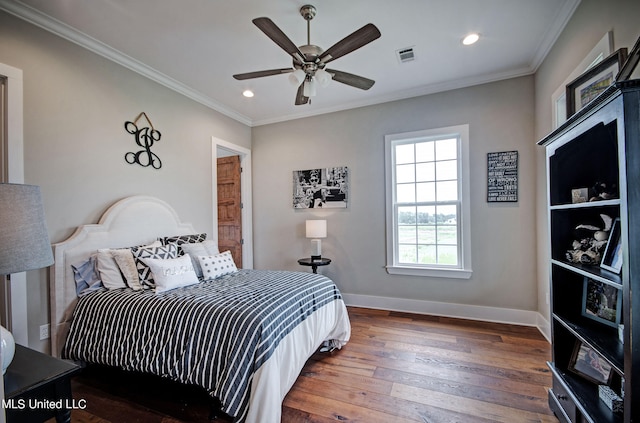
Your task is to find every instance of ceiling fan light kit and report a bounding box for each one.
[289,69,306,86]
[233,4,381,105]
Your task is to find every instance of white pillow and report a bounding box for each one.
[111,249,143,291]
[181,240,220,278]
[140,254,199,293]
[197,250,238,281]
[96,249,127,289]
[96,241,160,290]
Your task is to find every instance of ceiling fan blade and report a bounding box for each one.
[233,68,293,80]
[295,83,309,105]
[326,69,375,90]
[253,17,305,63]
[318,23,381,64]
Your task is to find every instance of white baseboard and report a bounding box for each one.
[342,293,551,342]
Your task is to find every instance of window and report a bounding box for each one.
[385,125,472,279]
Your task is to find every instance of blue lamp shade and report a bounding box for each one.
[0,183,54,373]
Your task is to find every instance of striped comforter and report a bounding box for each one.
[63,269,348,421]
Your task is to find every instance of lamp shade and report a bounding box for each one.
[306,220,327,239]
[315,68,332,87]
[0,183,54,275]
[303,78,317,97]
[288,69,306,86]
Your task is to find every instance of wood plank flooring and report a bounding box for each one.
[56,307,558,423]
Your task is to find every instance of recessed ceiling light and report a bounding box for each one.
[242,89,254,98]
[462,33,480,46]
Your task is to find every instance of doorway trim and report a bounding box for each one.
[0,62,28,346]
[211,137,253,269]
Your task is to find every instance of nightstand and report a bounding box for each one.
[298,257,331,273]
[4,344,81,423]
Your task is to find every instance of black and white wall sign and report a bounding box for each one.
[487,151,518,202]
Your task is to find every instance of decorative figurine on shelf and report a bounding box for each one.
[566,214,613,265]
[589,181,617,202]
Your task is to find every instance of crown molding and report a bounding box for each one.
[529,0,582,71]
[0,0,252,126]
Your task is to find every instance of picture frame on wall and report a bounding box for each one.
[566,48,628,117]
[582,277,622,328]
[601,218,623,274]
[552,32,613,129]
[487,151,518,202]
[293,167,349,209]
[568,341,613,385]
[617,35,640,82]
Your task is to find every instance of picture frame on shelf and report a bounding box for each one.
[601,218,623,274]
[616,35,640,82]
[582,277,622,328]
[568,341,614,385]
[566,48,628,117]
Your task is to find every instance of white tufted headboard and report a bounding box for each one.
[49,195,198,357]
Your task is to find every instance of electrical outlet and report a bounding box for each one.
[39,324,50,340]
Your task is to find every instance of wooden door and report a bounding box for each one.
[217,156,242,268]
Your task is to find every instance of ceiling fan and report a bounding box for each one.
[233,4,381,105]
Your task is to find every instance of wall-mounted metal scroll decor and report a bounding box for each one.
[124,112,162,169]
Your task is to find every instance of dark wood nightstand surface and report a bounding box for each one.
[4,344,81,423]
[298,257,331,273]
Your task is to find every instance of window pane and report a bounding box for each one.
[398,206,416,224]
[417,225,436,243]
[436,138,457,160]
[396,164,415,183]
[418,245,436,264]
[437,245,458,265]
[398,226,417,244]
[415,141,434,162]
[397,184,415,202]
[416,182,435,202]
[437,225,457,243]
[437,205,457,223]
[436,160,457,181]
[416,162,435,182]
[395,144,414,164]
[399,244,417,263]
[436,181,458,201]
[417,206,435,224]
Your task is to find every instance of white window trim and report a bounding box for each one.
[384,125,472,279]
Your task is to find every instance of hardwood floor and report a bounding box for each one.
[59,307,558,423]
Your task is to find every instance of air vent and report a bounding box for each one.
[396,47,415,63]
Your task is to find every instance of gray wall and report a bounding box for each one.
[252,76,538,311]
[4,0,640,353]
[534,0,640,319]
[0,11,251,351]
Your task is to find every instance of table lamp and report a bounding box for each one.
[0,183,54,373]
[305,220,327,260]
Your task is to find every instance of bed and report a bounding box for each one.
[49,195,351,423]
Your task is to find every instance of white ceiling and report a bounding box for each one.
[1,0,580,126]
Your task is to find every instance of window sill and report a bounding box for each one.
[385,265,473,279]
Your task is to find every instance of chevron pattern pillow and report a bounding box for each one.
[131,243,179,289]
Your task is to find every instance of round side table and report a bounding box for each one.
[297,257,331,273]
